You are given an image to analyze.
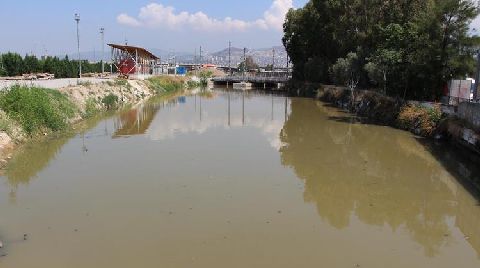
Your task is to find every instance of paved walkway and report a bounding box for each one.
[0,77,113,90]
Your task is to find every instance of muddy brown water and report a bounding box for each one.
[1,89,480,268]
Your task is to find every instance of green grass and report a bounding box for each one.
[102,93,119,110]
[147,76,185,93]
[84,98,100,118]
[0,85,77,134]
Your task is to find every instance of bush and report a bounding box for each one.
[101,93,119,110]
[147,76,185,93]
[0,86,76,134]
[84,98,100,117]
[397,104,442,137]
[199,70,213,87]
[114,79,128,87]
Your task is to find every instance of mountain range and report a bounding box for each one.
[66,46,288,67]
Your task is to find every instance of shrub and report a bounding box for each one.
[199,70,213,87]
[0,86,76,134]
[102,93,119,110]
[77,80,92,87]
[84,98,100,117]
[114,79,128,86]
[147,76,185,93]
[397,104,442,137]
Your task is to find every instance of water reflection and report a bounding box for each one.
[2,90,480,263]
[145,90,290,149]
[280,98,480,258]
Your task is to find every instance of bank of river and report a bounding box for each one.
[0,76,191,167]
[1,89,480,268]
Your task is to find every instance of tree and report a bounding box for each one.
[2,52,24,76]
[238,56,258,71]
[282,0,480,100]
[330,52,361,86]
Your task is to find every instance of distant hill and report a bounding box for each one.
[65,45,288,67]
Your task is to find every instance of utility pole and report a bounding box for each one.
[228,41,231,76]
[74,13,82,78]
[199,46,203,66]
[100,27,105,74]
[272,48,275,72]
[243,47,246,81]
[194,47,197,76]
[474,51,480,101]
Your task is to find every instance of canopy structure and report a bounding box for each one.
[108,44,159,77]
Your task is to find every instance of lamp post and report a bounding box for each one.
[474,50,480,101]
[100,27,105,75]
[74,13,82,78]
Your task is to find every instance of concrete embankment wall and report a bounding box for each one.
[458,102,480,130]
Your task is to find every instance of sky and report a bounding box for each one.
[0,0,308,56]
[2,0,480,57]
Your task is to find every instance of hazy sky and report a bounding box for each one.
[0,0,308,56]
[2,0,479,57]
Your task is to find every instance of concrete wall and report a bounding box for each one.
[458,102,480,130]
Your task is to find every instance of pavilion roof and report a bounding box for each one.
[108,44,159,60]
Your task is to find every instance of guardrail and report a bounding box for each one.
[212,74,291,83]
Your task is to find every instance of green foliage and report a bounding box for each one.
[147,76,185,93]
[0,110,20,138]
[0,53,117,78]
[199,70,213,87]
[0,86,76,134]
[114,78,128,86]
[283,0,480,100]
[187,80,200,88]
[329,52,360,86]
[84,98,100,118]
[101,94,119,110]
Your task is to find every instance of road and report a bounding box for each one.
[0,77,113,90]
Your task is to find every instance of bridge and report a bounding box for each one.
[212,72,291,89]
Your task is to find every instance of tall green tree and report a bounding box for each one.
[283,0,480,100]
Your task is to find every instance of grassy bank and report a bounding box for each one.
[0,86,77,135]
[147,76,188,93]
[0,75,193,163]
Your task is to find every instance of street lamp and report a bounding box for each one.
[100,27,105,75]
[474,49,480,101]
[74,13,82,78]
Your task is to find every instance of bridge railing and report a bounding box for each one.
[213,72,291,82]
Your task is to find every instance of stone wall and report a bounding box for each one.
[458,102,480,130]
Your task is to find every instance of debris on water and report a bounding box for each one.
[23,234,28,241]
[0,254,7,258]
[168,211,174,215]
[354,264,360,268]
[277,210,282,214]
[74,229,78,232]
[465,236,470,240]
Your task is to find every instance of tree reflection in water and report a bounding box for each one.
[280,98,480,258]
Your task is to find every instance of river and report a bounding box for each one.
[0,88,480,268]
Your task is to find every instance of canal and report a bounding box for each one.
[0,89,480,268]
